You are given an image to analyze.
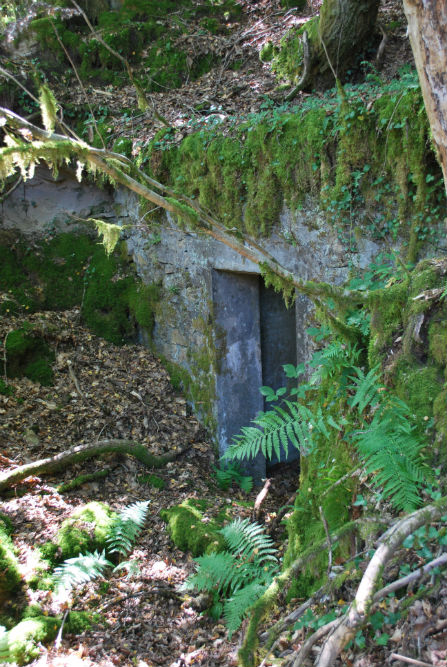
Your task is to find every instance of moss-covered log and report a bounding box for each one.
[0,439,190,494]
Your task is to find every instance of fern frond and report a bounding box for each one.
[107,500,150,556]
[348,365,382,413]
[223,402,323,462]
[184,552,236,595]
[355,404,426,511]
[222,518,277,566]
[224,581,267,638]
[38,84,59,133]
[213,463,253,492]
[53,550,112,593]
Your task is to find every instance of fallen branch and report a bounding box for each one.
[390,654,434,667]
[289,552,447,667]
[291,619,338,667]
[239,518,387,667]
[315,497,447,667]
[0,439,191,493]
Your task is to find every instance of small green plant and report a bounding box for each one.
[52,501,150,594]
[213,463,253,493]
[184,518,278,636]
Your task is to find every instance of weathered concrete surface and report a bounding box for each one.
[213,271,266,479]
[0,166,115,235]
[0,166,396,469]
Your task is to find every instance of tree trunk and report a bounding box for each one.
[287,0,380,93]
[403,0,447,196]
[318,0,380,81]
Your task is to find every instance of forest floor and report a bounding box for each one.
[1,307,446,667]
[0,304,299,667]
[50,0,413,147]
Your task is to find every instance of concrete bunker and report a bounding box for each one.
[212,270,298,481]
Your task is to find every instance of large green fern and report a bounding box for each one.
[354,400,426,511]
[185,518,278,636]
[225,345,427,511]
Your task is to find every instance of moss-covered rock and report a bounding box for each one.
[56,501,118,560]
[1,616,60,665]
[0,516,22,608]
[161,498,225,556]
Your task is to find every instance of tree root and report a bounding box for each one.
[313,497,447,667]
[238,518,386,667]
[0,439,191,493]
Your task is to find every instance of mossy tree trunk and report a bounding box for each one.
[403,0,447,197]
[297,0,380,91]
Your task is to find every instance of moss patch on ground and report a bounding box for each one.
[161,498,225,557]
[28,0,240,90]
[56,501,118,560]
[0,616,60,665]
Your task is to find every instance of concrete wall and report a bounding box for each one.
[1,167,385,474]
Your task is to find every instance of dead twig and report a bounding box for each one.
[319,505,332,577]
[252,478,271,521]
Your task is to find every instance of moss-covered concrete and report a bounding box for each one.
[145,76,444,258]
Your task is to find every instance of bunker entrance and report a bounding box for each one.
[213,270,298,482]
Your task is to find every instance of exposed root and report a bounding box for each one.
[0,439,191,493]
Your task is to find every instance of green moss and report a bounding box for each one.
[65,610,98,634]
[57,469,110,493]
[56,501,118,560]
[4,325,55,386]
[0,517,22,607]
[138,473,165,490]
[161,498,225,557]
[433,390,447,457]
[0,234,160,346]
[368,278,409,368]
[395,362,441,425]
[429,321,447,366]
[2,616,60,665]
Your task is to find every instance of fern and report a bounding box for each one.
[348,365,382,413]
[107,500,150,557]
[221,518,277,566]
[185,518,278,635]
[355,401,426,511]
[224,581,267,638]
[53,550,112,593]
[213,463,253,492]
[224,400,330,462]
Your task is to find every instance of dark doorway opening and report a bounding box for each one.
[213,270,298,481]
